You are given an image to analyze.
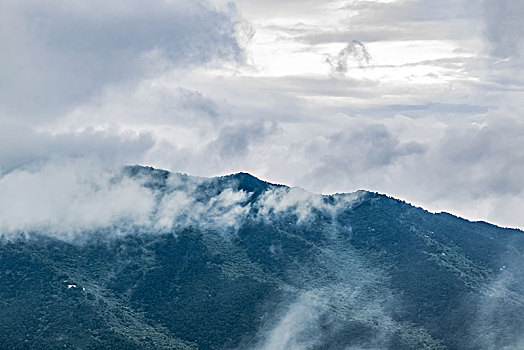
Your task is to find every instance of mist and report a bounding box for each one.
[0,159,361,241]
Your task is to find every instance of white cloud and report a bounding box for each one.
[255,186,361,225]
[255,292,323,350]
[154,176,250,231]
[0,158,366,240]
[0,160,155,239]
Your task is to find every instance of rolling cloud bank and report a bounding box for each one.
[0,161,357,239]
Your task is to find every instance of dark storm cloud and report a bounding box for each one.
[0,0,242,119]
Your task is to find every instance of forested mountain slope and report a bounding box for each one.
[1,166,523,349]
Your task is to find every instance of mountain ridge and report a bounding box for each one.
[127,164,522,232]
[1,165,523,349]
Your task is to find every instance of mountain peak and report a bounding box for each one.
[218,171,285,194]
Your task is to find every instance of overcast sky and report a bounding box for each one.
[1,0,524,229]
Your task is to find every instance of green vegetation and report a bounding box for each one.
[1,168,523,349]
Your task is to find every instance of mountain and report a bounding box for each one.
[1,165,523,349]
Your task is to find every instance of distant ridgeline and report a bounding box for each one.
[1,165,523,349]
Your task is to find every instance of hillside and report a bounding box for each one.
[1,166,523,349]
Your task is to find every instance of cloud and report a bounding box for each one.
[206,121,279,160]
[238,112,524,229]
[291,0,482,44]
[65,83,222,128]
[0,161,250,239]
[483,0,524,58]
[153,174,250,232]
[0,158,367,240]
[255,186,362,225]
[1,0,523,232]
[0,123,155,174]
[368,111,524,229]
[257,187,325,223]
[255,292,323,350]
[427,114,524,198]
[324,40,372,75]
[296,120,426,191]
[0,160,156,239]
[470,245,524,349]
[0,0,242,119]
